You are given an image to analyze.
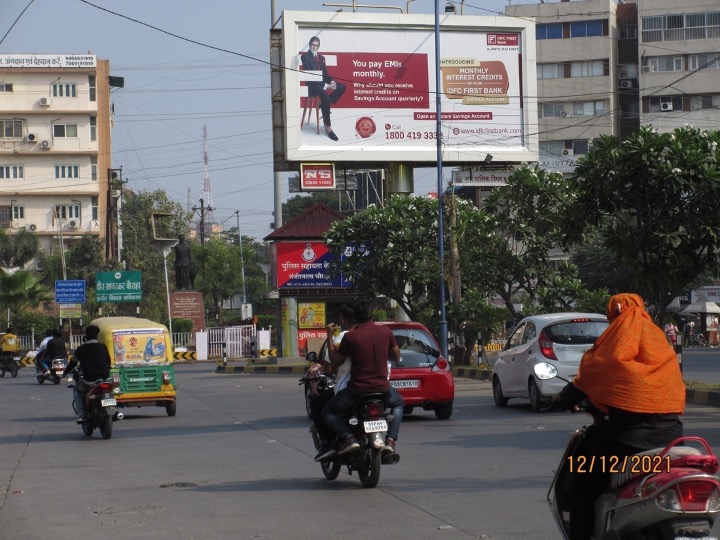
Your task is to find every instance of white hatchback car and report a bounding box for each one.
[492,313,609,412]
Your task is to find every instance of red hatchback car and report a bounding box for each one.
[378,321,455,420]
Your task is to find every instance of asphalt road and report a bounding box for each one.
[1,364,719,540]
[681,346,720,383]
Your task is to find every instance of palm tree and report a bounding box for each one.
[0,269,52,318]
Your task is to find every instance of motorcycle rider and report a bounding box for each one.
[1,326,19,354]
[322,297,404,455]
[553,293,685,540]
[42,329,68,376]
[62,325,111,421]
[311,304,357,461]
[34,329,54,374]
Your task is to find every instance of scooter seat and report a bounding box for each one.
[611,446,704,488]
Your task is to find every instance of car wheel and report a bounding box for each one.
[434,401,453,420]
[528,378,544,413]
[492,376,509,407]
[0,369,5,377]
[403,406,414,415]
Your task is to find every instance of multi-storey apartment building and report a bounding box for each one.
[504,0,720,170]
[0,54,113,264]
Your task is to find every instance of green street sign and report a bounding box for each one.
[95,271,142,303]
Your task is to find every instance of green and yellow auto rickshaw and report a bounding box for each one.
[91,317,177,416]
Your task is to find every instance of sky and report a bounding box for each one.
[1,0,529,241]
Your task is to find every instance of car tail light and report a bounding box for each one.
[655,481,720,512]
[364,402,384,420]
[432,357,449,372]
[538,329,557,360]
[162,371,171,385]
[112,373,120,388]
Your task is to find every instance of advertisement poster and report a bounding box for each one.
[111,329,169,365]
[282,11,537,163]
[298,302,326,329]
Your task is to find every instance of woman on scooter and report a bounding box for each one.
[553,292,685,540]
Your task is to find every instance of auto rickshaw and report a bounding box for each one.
[91,317,177,416]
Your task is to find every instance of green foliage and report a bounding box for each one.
[195,237,244,324]
[0,228,40,269]
[566,125,720,322]
[171,318,193,333]
[446,289,508,365]
[0,269,52,317]
[281,192,341,225]
[10,311,56,343]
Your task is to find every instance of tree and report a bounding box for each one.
[565,125,720,322]
[281,192,342,226]
[195,237,245,324]
[0,269,52,319]
[0,228,40,269]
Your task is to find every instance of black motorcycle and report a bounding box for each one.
[310,393,400,488]
[72,376,121,440]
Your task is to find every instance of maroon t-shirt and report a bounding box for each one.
[338,322,397,394]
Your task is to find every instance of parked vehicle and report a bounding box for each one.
[492,313,608,412]
[313,321,454,420]
[36,357,68,385]
[0,352,20,378]
[72,375,121,440]
[308,391,399,488]
[92,317,177,416]
[549,406,720,539]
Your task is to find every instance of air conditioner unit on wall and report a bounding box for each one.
[40,139,51,149]
[642,66,656,73]
[619,80,633,89]
[68,220,78,229]
[26,133,36,142]
[562,149,574,157]
[560,111,572,118]
[660,102,674,111]
[39,97,52,106]
[28,224,37,232]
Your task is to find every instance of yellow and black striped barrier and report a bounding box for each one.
[173,351,198,361]
[483,343,504,352]
[259,348,277,357]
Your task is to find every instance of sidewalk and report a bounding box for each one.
[210,357,720,408]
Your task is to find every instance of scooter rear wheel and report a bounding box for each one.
[321,459,340,480]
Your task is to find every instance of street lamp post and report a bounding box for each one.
[435,0,448,359]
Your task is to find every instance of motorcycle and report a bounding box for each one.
[35,357,67,385]
[0,352,20,378]
[72,375,121,440]
[549,405,720,540]
[300,365,335,418]
[309,393,400,488]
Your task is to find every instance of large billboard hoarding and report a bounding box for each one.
[280,11,538,165]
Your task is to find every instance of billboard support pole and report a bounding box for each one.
[434,0,448,359]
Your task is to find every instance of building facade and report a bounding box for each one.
[0,54,112,263]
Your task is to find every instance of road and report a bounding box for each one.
[1,364,719,540]
[681,346,720,383]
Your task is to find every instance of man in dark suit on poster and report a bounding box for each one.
[301,36,346,141]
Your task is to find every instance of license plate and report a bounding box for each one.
[391,379,419,388]
[364,420,388,433]
[101,399,116,407]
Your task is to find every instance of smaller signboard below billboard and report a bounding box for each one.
[452,169,512,187]
[170,291,206,332]
[277,241,352,288]
[59,304,82,319]
[55,280,86,304]
[299,302,326,329]
[95,271,142,303]
[300,163,335,190]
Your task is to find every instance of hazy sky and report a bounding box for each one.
[1,0,529,240]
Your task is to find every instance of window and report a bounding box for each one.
[540,102,565,118]
[570,20,604,38]
[573,140,590,155]
[690,54,720,70]
[91,196,98,220]
[54,204,80,221]
[54,165,79,179]
[521,323,537,344]
[570,60,604,77]
[0,207,10,227]
[572,101,604,116]
[619,23,637,40]
[52,124,78,138]
[690,95,713,110]
[642,12,720,42]
[0,164,24,179]
[540,141,566,156]
[621,102,640,118]
[52,83,77,97]
[12,205,24,220]
[1,119,23,139]
[89,75,96,102]
[537,23,563,40]
[0,83,13,92]
[648,96,683,112]
[648,56,683,72]
[90,116,97,141]
[507,323,526,350]
[91,156,97,181]
[537,63,563,80]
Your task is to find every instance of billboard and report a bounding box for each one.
[276,241,352,288]
[280,11,538,165]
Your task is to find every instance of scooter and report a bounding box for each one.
[36,357,67,385]
[549,406,720,540]
[309,393,400,489]
[72,376,121,440]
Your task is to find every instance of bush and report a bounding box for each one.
[11,312,57,339]
[171,318,193,333]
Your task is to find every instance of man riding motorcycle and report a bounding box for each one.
[63,325,111,421]
[553,293,685,540]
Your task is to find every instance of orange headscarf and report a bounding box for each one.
[573,293,685,414]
